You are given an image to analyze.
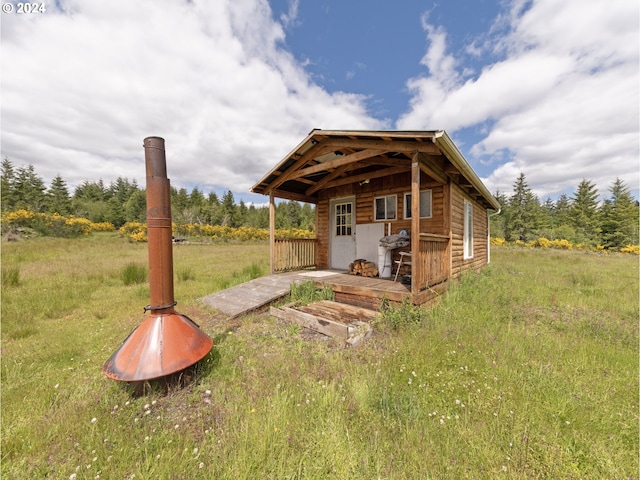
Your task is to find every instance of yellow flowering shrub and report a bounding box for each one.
[620,244,640,255]
[535,237,553,248]
[492,237,637,254]
[550,239,573,250]
[1,209,115,237]
[123,221,315,243]
[90,222,116,232]
[2,209,36,223]
[119,222,147,242]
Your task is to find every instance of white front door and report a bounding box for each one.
[330,197,356,269]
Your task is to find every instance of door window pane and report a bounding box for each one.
[335,202,352,236]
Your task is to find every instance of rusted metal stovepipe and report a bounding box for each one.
[144,136,175,315]
[103,137,213,382]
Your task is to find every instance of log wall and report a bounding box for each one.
[314,172,489,278]
[450,183,489,279]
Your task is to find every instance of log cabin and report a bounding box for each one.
[251,129,501,309]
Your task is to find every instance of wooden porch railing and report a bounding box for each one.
[415,233,449,290]
[273,238,317,272]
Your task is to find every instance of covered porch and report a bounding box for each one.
[271,234,450,305]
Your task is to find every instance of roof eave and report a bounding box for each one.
[250,128,320,195]
[434,131,501,210]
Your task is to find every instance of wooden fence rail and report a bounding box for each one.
[415,234,449,291]
[273,238,317,272]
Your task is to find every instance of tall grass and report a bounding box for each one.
[1,235,637,479]
[290,280,334,304]
[2,266,20,287]
[120,262,147,285]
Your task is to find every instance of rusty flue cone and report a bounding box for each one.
[103,137,213,382]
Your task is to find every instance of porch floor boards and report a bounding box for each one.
[200,270,410,318]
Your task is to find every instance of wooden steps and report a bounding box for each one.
[270,300,377,347]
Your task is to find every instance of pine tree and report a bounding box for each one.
[221,190,236,227]
[14,164,47,212]
[74,180,106,201]
[570,179,601,245]
[124,189,147,223]
[47,174,71,215]
[189,187,206,224]
[1,157,17,212]
[301,203,316,231]
[489,191,508,239]
[237,199,248,226]
[553,194,572,227]
[505,172,540,241]
[207,192,223,225]
[600,178,638,249]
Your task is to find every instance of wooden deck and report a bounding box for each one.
[201,270,412,318]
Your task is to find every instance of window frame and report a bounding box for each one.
[463,199,474,259]
[374,194,397,221]
[403,189,433,219]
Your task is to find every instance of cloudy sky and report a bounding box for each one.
[1,0,638,204]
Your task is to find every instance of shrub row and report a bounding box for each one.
[118,221,315,243]
[1,209,115,237]
[491,236,639,254]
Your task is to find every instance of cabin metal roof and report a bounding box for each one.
[251,129,500,210]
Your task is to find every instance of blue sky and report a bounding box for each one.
[1,0,638,205]
[269,0,502,121]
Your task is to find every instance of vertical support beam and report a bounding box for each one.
[487,211,491,264]
[443,181,452,280]
[269,192,275,274]
[411,153,421,295]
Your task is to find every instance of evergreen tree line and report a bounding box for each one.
[0,158,316,231]
[491,173,639,249]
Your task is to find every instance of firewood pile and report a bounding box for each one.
[349,259,378,277]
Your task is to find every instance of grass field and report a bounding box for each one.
[1,233,638,479]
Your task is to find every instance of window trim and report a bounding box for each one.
[403,189,433,219]
[463,199,474,259]
[374,194,397,221]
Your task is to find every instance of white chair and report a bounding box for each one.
[393,252,411,282]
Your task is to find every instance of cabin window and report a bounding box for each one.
[334,201,352,236]
[374,195,397,221]
[464,200,473,259]
[404,190,432,219]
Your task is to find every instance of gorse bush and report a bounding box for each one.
[119,221,314,243]
[1,209,115,237]
[491,236,638,254]
[620,244,640,255]
[119,221,147,242]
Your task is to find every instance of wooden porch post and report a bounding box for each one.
[411,153,421,295]
[269,191,275,274]
[443,181,452,281]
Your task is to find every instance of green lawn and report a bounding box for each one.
[1,233,638,479]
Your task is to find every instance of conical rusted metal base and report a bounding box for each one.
[103,312,213,382]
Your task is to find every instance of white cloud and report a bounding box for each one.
[1,0,383,195]
[279,0,300,30]
[398,0,639,199]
